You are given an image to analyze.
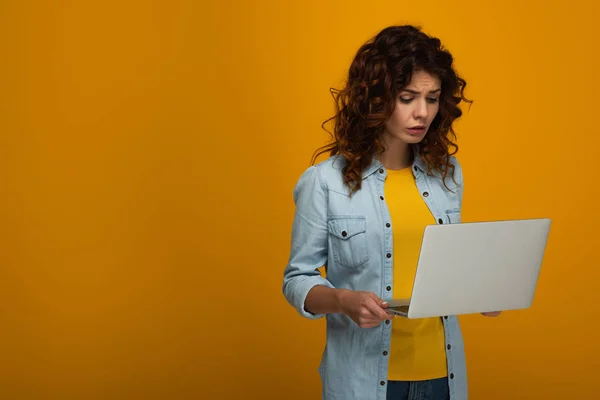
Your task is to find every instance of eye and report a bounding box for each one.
[427,97,440,104]
[399,97,413,104]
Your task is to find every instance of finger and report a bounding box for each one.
[482,311,502,317]
[358,319,383,329]
[360,314,389,324]
[383,310,395,320]
[365,298,391,321]
[366,292,386,306]
[361,323,380,329]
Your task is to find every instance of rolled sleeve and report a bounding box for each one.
[282,164,334,319]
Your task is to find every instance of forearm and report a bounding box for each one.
[304,285,346,315]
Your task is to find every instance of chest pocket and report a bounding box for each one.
[327,216,369,269]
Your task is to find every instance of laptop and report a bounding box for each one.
[386,218,551,319]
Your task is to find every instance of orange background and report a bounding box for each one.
[1,1,599,399]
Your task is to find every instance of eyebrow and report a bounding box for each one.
[400,89,441,95]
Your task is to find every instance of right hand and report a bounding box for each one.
[337,290,394,328]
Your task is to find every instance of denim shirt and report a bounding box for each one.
[282,153,469,400]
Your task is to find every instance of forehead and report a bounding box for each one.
[404,70,441,90]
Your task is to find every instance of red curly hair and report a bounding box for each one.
[313,25,471,194]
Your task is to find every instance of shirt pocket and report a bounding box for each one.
[445,207,462,224]
[327,216,369,269]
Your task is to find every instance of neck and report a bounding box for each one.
[377,137,412,170]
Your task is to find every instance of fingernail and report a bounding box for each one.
[382,301,388,306]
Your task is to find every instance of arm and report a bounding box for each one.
[305,286,393,327]
[282,165,392,326]
[304,285,344,315]
[282,165,335,319]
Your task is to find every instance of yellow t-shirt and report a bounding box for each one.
[384,167,447,381]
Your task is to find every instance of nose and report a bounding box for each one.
[414,99,429,120]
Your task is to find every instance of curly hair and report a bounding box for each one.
[313,25,471,194]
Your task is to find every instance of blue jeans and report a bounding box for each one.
[386,378,450,400]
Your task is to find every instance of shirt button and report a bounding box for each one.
[386,253,391,258]
[380,196,384,200]
[450,373,455,379]
[438,218,443,224]
[379,168,384,174]
[386,223,391,228]
[383,351,388,356]
[380,381,386,386]
[444,316,448,320]
[386,286,391,291]
[447,344,452,350]
[385,320,390,325]
[423,191,429,197]
[414,166,418,171]
[341,231,347,237]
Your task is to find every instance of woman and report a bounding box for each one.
[282,25,499,400]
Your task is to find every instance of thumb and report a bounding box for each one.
[364,295,392,320]
[366,292,388,307]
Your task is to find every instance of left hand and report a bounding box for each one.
[481,311,502,317]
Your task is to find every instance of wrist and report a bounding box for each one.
[334,288,350,314]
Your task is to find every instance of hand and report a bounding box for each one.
[337,290,394,328]
[481,311,502,317]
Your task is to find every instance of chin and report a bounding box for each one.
[400,134,426,144]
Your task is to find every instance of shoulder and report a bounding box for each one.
[448,155,464,202]
[421,154,463,185]
[315,155,354,196]
[449,155,463,185]
[292,155,355,201]
[292,156,334,201]
[294,155,347,193]
[424,155,463,195]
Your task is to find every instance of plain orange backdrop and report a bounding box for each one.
[1,1,599,399]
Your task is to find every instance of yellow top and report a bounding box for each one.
[384,167,447,381]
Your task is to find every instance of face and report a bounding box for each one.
[383,70,441,145]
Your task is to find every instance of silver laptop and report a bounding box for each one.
[386,218,551,319]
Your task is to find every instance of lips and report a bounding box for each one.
[407,126,427,135]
